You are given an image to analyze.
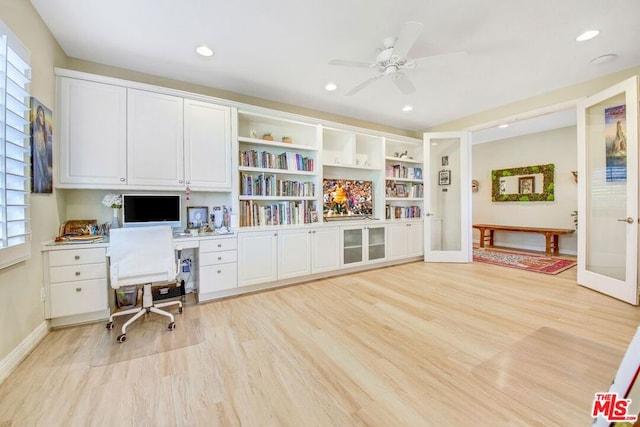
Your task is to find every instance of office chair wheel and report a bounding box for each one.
[179,307,183,314]
[106,321,114,330]
[116,334,127,343]
[168,322,176,331]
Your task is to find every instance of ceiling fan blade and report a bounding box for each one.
[392,21,424,59]
[345,74,384,96]
[412,50,468,64]
[392,72,416,95]
[328,59,373,68]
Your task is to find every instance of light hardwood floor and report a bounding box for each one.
[1,261,639,426]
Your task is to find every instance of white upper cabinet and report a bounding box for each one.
[57,77,127,187]
[127,89,184,187]
[56,72,234,191]
[184,99,232,190]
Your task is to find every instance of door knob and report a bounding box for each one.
[617,217,634,224]
[425,212,434,216]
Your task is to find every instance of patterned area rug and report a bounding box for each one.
[473,248,577,275]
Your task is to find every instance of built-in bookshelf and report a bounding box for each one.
[384,137,424,220]
[237,111,321,227]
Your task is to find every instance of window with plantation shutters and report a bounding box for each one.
[0,20,31,269]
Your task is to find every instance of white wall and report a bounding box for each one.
[0,0,67,362]
[472,126,577,254]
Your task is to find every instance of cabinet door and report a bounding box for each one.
[184,100,232,190]
[277,228,311,279]
[200,263,237,294]
[408,221,424,257]
[127,89,184,187]
[57,78,127,187]
[311,226,340,273]
[341,226,364,267]
[238,231,277,286]
[367,225,386,261]
[387,222,409,260]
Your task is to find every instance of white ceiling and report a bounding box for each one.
[30,0,640,132]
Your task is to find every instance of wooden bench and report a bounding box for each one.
[472,224,574,256]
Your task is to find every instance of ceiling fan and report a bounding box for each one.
[329,21,459,96]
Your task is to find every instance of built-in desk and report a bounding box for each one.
[41,232,237,327]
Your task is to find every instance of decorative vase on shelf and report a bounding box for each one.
[111,208,121,229]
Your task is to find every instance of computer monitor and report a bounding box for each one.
[122,194,181,228]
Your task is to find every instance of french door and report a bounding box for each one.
[423,132,472,262]
[577,76,639,305]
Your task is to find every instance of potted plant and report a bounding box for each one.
[262,132,273,141]
[282,136,292,143]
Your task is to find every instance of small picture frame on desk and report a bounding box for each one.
[187,206,208,229]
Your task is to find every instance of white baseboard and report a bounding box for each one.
[0,321,49,385]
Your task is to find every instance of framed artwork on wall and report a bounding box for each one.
[518,176,535,194]
[439,170,451,186]
[30,97,53,194]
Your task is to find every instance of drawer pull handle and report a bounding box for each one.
[217,244,222,248]
[217,270,221,274]
[75,272,81,276]
[74,255,80,260]
[218,256,222,260]
[75,287,82,292]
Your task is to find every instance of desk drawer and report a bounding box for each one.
[49,263,107,283]
[200,238,237,253]
[200,263,237,293]
[49,247,106,267]
[200,250,237,266]
[49,278,108,318]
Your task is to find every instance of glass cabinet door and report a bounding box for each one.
[367,226,386,261]
[343,228,363,265]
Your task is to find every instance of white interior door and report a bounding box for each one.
[577,76,639,305]
[423,132,472,262]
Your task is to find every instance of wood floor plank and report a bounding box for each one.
[1,260,639,426]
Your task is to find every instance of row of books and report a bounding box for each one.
[385,205,422,219]
[385,164,422,179]
[386,183,424,198]
[240,200,316,226]
[240,173,316,197]
[240,150,314,172]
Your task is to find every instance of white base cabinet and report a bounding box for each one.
[340,224,387,267]
[43,245,110,326]
[277,226,340,280]
[388,220,424,260]
[198,237,238,301]
[238,230,278,287]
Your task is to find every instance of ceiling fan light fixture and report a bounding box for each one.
[576,30,600,42]
[196,45,214,57]
[325,82,337,91]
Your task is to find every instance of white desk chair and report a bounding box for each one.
[106,225,182,343]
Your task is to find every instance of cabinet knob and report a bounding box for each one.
[218,256,222,260]
[120,178,125,182]
[178,180,184,184]
[186,180,191,185]
[312,230,316,234]
[217,270,221,274]
[217,244,222,247]
[75,287,82,292]
[74,255,80,260]
[75,272,81,276]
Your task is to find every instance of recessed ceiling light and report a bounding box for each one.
[325,82,337,91]
[498,124,509,129]
[402,105,413,112]
[196,45,214,57]
[576,30,600,42]
[590,53,617,65]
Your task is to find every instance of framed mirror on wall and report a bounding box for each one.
[491,163,555,202]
